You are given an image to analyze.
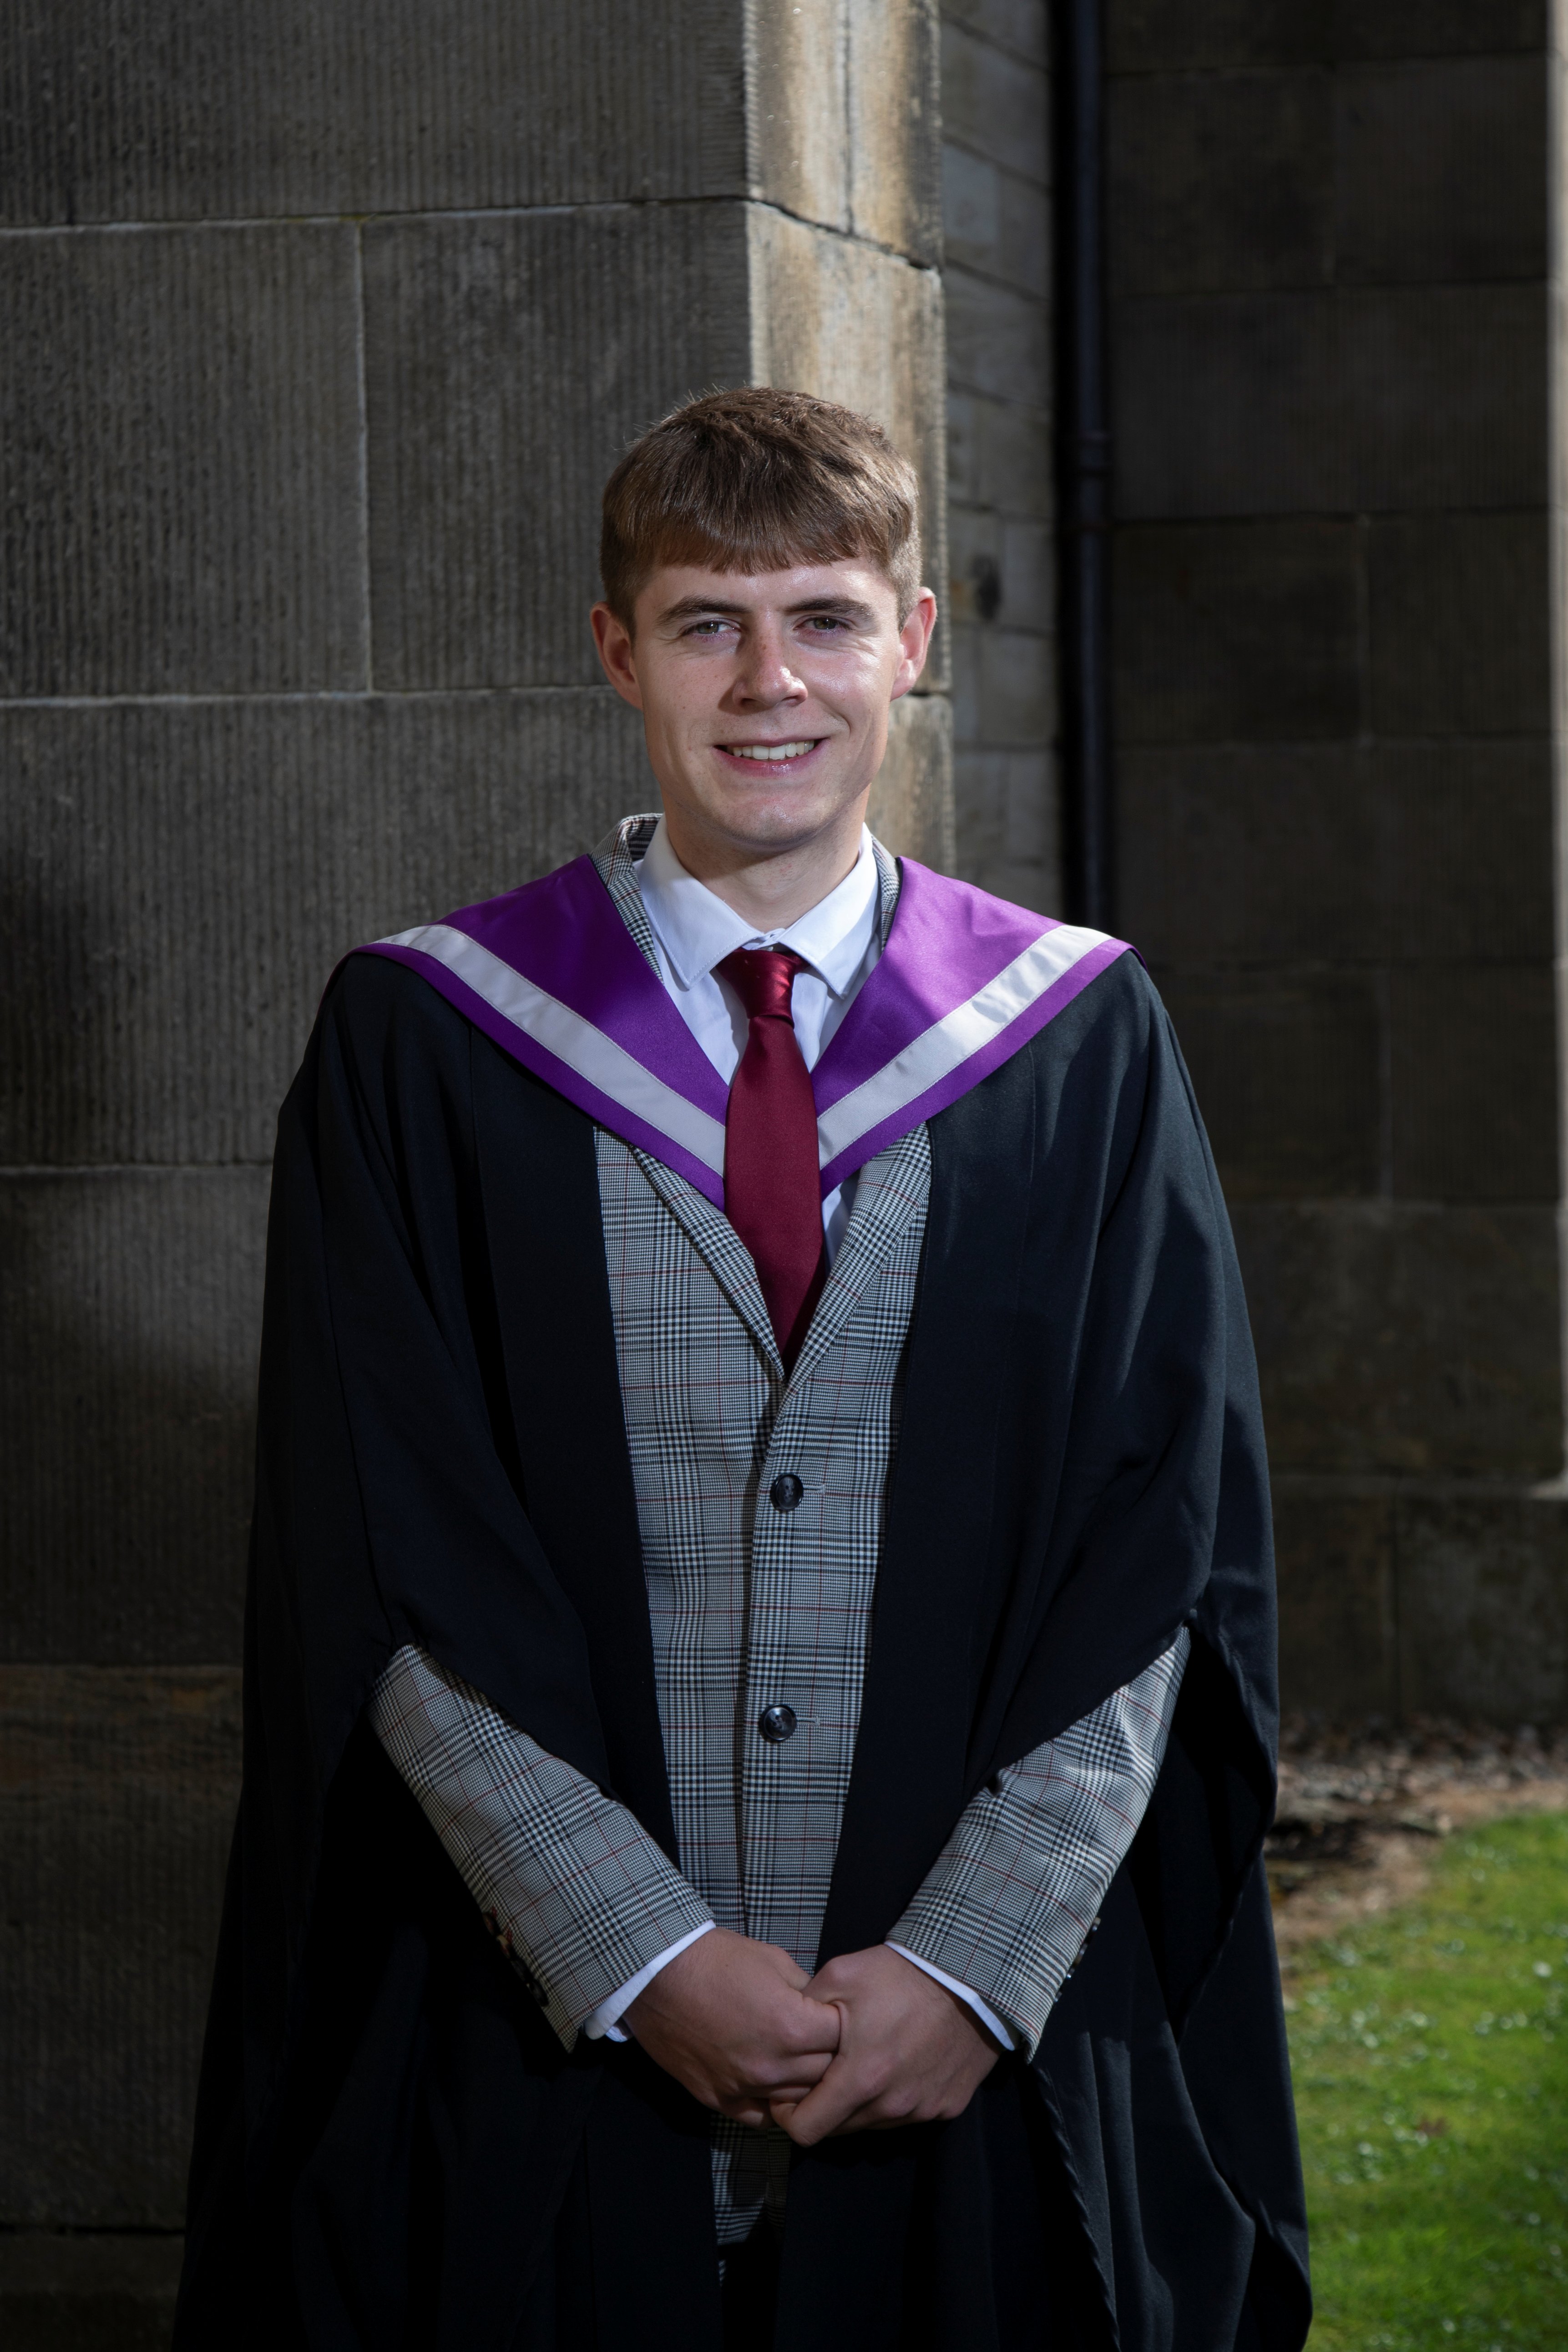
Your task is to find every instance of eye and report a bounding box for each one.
[681,618,737,640]
[802,613,848,632]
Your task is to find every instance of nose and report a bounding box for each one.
[727,621,808,708]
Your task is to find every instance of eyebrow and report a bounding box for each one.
[656,593,878,628]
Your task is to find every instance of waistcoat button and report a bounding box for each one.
[769,1472,804,1512]
[757,1704,798,1744]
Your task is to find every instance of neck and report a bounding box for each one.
[659,801,869,931]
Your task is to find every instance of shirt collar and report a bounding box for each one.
[636,815,881,998]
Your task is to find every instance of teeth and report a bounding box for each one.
[728,741,814,761]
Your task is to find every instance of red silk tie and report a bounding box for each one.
[717,947,828,1371]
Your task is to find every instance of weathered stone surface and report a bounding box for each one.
[847,0,943,263]
[747,1,940,264]
[1120,745,1380,965]
[0,1173,264,1662]
[1107,0,1543,74]
[1368,511,1551,737]
[867,693,955,871]
[0,225,363,695]
[953,748,1061,910]
[946,392,1053,515]
[0,2232,183,2352]
[1272,1485,1398,1720]
[1113,521,1361,743]
[1336,57,1547,285]
[0,0,746,223]
[942,0,1047,66]
[1163,970,1381,1200]
[1119,738,1553,966]
[941,16,1047,179]
[0,693,648,1167]
[1391,965,1559,1203]
[943,146,1051,298]
[1113,286,1547,519]
[1232,1203,1562,1478]
[0,1667,241,2223]
[1109,67,1332,297]
[1396,1492,1568,1722]
[946,265,1052,407]
[363,207,750,693]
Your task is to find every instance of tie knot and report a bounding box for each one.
[717,946,809,1022]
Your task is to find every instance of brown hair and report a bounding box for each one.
[599,386,921,627]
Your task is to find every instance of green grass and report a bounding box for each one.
[1286,1810,1568,2351]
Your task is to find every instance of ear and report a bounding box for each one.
[890,588,938,702]
[591,602,644,709]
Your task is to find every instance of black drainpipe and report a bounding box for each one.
[1054,0,1113,930]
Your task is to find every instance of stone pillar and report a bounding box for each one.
[1107,2,1567,1725]
[0,5,947,2331]
[942,1,1060,911]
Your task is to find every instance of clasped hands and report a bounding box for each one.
[624,1925,1002,2145]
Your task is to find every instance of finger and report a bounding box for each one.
[778,2056,877,2148]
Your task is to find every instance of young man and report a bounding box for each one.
[177,390,1309,2350]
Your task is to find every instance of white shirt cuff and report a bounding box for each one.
[583,1919,717,2043]
[885,1942,1018,2051]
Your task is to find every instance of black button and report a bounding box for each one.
[769,1472,804,1512]
[758,1704,798,1744]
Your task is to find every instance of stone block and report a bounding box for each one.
[1113,286,1546,520]
[1231,1202,1561,1477]
[848,0,943,264]
[1119,738,1554,968]
[0,2233,184,2352]
[746,205,949,689]
[0,225,363,696]
[1378,738,1553,961]
[974,626,1057,744]
[947,393,1053,517]
[0,1173,265,1662]
[362,207,749,693]
[0,0,747,223]
[0,1666,241,2224]
[1107,0,1542,73]
[1119,744,1380,966]
[946,262,1052,406]
[1368,512,1551,738]
[868,693,956,872]
[749,0,940,263]
[1395,1492,1568,1723]
[1335,57,1547,285]
[942,146,1051,298]
[940,18,1048,179]
[1390,964,1558,1203]
[0,694,648,1167]
[953,748,1057,885]
[1160,970,1381,1200]
[1108,67,1332,297]
[1113,521,1361,743]
[1271,1484,1398,1720]
[1001,519,1056,633]
[941,0,1048,68]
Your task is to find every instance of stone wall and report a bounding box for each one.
[943,0,1061,910]
[1106,0,1568,1725]
[0,5,948,2334]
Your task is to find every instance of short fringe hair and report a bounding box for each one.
[600,386,922,626]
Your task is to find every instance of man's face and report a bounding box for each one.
[591,558,936,859]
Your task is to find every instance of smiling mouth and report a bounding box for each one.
[720,740,822,764]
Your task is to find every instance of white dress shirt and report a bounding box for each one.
[634,816,882,1262]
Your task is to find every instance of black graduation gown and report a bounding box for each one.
[174,942,1311,2352]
